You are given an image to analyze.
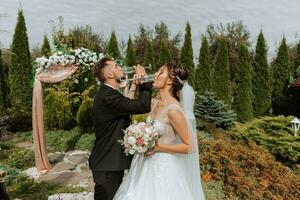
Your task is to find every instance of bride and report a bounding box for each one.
[114,63,206,200]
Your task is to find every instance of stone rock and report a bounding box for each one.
[24,167,39,180]
[48,192,94,200]
[51,162,75,172]
[39,171,89,185]
[67,152,89,165]
[16,142,34,149]
[0,129,14,141]
[48,152,65,164]
[0,113,32,133]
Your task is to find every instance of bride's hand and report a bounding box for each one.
[144,146,156,157]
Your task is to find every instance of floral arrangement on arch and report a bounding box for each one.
[32,48,106,87]
[33,47,104,74]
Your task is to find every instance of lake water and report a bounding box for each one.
[1,0,300,57]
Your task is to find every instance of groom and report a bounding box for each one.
[89,57,152,200]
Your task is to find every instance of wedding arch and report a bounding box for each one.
[32,48,103,171]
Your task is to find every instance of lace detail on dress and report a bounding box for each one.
[146,103,184,145]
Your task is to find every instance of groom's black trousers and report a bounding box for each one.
[93,171,124,200]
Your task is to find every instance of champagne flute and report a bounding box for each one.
[122,65,152,74]
[120,74,155,83]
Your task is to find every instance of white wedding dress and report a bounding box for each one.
[113,103,206,200]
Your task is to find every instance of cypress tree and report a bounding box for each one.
[196,36,212,94]
[9,9,32,111]
[41,34,51,57]
[272,37,290,114]
[144,39,155,71]
[0,49,4,111]
[180,22,195,86]
[235,43,253,122]
[252,31,271,116]
[158,39,172,67]
[125,35,137,66]
[106,31,120,59]
[213,37,232,106]
[0,50,9,110]
[295,40,300,75]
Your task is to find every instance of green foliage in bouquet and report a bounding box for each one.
[232,116,300,165]
[199,131,300,200]
[132,113,148,123]
[195,91,236,130]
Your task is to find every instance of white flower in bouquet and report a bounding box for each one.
[127,136,136,145]
[84,77,89,82]
[129,149,135,155]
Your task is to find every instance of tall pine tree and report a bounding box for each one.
[213,37,232,106]
[125,35,137,66]
[294,40,300,76]
[235,43,253,122]
[0,49,4,111]
[106,31,120,59]
[195,36,212,94]
[252,31,271,116]
[272,37,290,114]
[41,34,51,57]
[180,22,195,86]
[9,9,32,111]
[144,39,155,71]
[158,39,172,67]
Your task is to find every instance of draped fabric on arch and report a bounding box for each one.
[32,65,79,171]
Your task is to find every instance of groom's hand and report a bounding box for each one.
[133,65,146,84]
[133,64,146,76]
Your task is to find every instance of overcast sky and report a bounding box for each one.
[1,0,300,58]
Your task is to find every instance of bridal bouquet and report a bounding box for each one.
[119,121,159,155]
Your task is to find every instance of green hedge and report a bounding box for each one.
[232,116,300,165]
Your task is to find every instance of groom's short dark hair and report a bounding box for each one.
[93,57,114,82]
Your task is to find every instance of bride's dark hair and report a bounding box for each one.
[165,63,188,102]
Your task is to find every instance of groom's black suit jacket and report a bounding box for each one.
[89,83,152,171]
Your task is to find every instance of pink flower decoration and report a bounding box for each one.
[136,137,144,145]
